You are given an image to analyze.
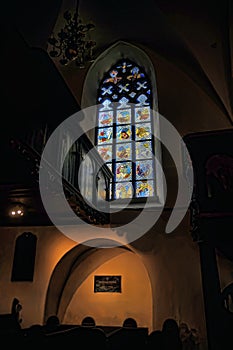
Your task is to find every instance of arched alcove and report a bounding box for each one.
[44,242,153,331]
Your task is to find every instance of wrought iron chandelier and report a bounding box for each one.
[48,0,96,68]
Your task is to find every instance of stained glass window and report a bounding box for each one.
[96,59,157,201]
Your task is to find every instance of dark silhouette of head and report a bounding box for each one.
[162,318,179,334]
[45,315,60,332]
[162,318,182,350]
[122,317,138,328]
[81,316,96,327]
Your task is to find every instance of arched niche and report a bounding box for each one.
[44,241,153,331]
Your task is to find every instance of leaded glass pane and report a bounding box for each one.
[97,127,113,144]
[116,143,132,161]
[116,109,131,124]
[97,145,112,162]
[135,107,151,122]
[136,180,154,197]
[136,141,153,159]
[116,125,132,142]
[117,97,130,109]
[115,182,133,199]
[116,162,132,181]
[136,160,154,180]
[103,69,123,84]
[98,111,113,127]
[126,66,145,80]
[135,123,151,140]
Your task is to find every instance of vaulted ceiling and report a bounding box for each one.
[1,0,232,124]
[51,0,233,124]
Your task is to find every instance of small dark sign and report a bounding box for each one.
[94,275,121,293]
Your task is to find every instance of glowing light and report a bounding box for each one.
[9,204,25,218]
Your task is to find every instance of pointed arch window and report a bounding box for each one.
[96,59,159,202]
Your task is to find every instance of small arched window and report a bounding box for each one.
[96,59,159,202]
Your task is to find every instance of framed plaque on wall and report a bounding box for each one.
[94,275,121,293]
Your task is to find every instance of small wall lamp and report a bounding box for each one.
[8,203,26,218]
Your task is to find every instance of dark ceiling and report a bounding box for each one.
[1,0,232,123]
[3,0,231,121]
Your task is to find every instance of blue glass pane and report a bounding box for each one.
[116,61,132,73]
[116,109,131,124]
[136,94,149,106]
[100,85,113,97]
[115,182,133,199]
[99,99,113,111]
[98,111,113,127]
[103,69,122,84]
[136,80,148,92]
[115,162,132,181]
[97,127,113,144]
[127,66,145,80]
[116,125,132,142]
[117,97,130,109]
[136,141,153,159]
[136,180,154,197]
[135,107,151,122]
[136,160,154,180]
[116,143,132,161]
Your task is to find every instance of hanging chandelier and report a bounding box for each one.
[47,1,96,68]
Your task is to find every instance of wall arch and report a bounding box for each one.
[44,241,153,331]
[82,40,157,108]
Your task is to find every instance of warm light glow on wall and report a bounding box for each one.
[64,251,153,330]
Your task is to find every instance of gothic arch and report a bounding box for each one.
[81,40,158,141]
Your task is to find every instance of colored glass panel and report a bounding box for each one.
[136,180,154,197]
[136,141,153,159]
[96,58,156,200]
[135,107,150,122]
[97,145,112,162]
[126,66,145,80]
[97,127,113,144]
[116,109,131,124]
[135,123,151,140]
[116,162,132,181]
[115,182,133,199]
[136,160,153,180]
[103,69,122,84]
[98,111,113,126]
[116,143,132,161]
[116,125,132,142]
